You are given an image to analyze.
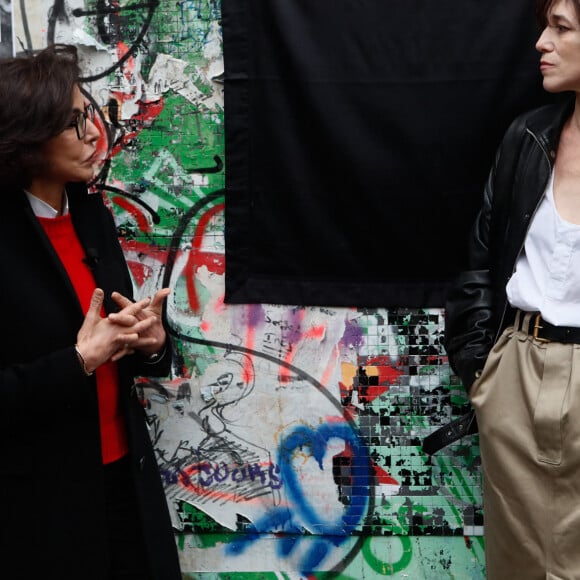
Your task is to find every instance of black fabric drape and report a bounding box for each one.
[223,0,552,307]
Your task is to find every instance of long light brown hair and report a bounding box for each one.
[537,0,580,28]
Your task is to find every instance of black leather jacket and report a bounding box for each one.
[444,96,574,391]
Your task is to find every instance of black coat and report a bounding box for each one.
[0,183,181,579]
[444,96,574,391]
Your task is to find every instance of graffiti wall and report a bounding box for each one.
[14,2,484,578]
[0,0,12,57]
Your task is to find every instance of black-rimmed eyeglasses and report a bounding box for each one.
[68,104,95,140]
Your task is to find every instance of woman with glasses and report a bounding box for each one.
[0,45,181,579]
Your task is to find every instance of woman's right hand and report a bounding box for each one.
[75,288,155,374]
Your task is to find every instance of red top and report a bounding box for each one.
[38,214,128,464]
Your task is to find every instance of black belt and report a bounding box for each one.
[516,311,580,344]
[422,311,580,456]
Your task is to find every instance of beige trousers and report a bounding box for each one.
[470,311,580,580]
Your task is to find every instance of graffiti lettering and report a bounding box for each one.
[194,461,282,490]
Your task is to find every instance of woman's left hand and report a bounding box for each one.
[109,288,171,358]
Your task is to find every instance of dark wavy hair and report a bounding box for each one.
[537,0,580,27]
[0,44,81,188]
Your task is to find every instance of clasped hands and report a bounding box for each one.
[75,287,171,374]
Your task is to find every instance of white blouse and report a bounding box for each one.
[506,170,580,326]
[24,190,69,218]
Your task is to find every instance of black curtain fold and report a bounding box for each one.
[223,0,551,307]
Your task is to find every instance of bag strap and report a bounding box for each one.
[422,409,478,455]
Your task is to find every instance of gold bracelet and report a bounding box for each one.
[74,345,94,376]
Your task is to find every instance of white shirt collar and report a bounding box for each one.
[24,190,69,218]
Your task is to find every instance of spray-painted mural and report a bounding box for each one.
[13,2,485,578]
[0,0,12,57]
